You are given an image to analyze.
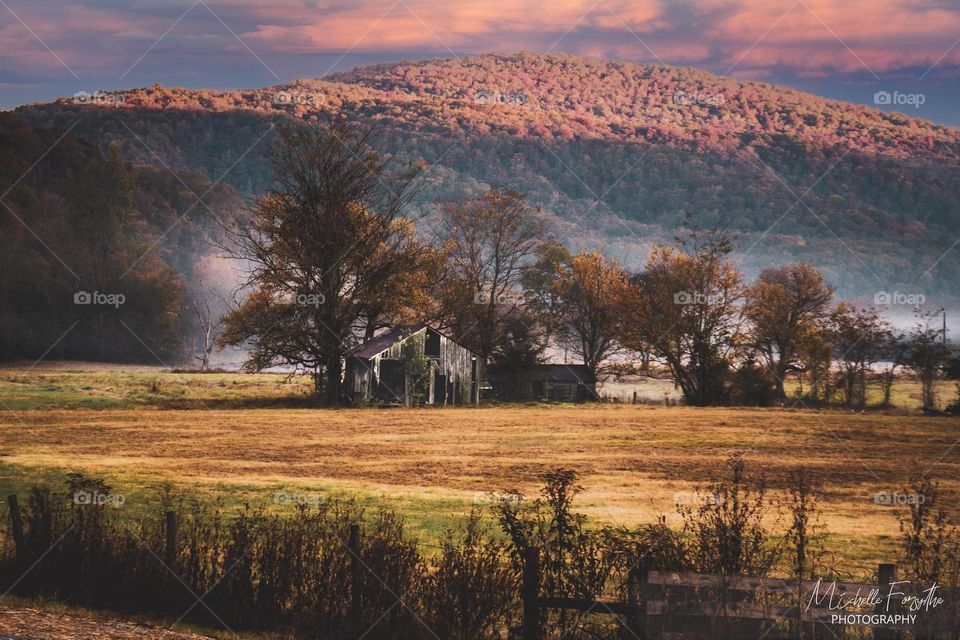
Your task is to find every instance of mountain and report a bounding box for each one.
[13,52,960,304]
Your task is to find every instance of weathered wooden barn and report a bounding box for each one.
[486,364,597,402]
[345,324,480,406]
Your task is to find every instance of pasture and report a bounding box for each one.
[0,363,958,577]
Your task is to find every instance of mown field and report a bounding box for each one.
[0,363,958,579]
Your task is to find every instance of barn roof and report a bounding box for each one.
[352,324,428,359]
[488,364,597,384]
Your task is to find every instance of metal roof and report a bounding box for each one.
[351,324,428,359]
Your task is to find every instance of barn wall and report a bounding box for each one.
[348,327,479,405]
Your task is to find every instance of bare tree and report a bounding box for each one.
[437,189,545,362]
[826,303,891,409]
[903,309,952,411]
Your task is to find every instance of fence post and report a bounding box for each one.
[627,557,650,639]
[874,563,897,640]
[164,510,177,570]
[349,524,361,629]
[7,494,24,562]
[523,547,541,640]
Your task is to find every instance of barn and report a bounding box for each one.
[486,364,597,402]
[345,324,480,406]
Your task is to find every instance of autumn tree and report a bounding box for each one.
[218,123,429,404]
[550,251,630,377]
[521,240,573,348]
[902,310,952,411]
[619,230,743,406]
[744,263,833,401]
[437,189,545,362]
[826,303,892,409]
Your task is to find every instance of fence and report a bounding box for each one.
[6,494,959,639]
[519,548,960,640]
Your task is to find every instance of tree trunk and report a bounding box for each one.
[774,376,786,401]
[324,353,343,405]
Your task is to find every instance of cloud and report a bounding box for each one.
[0,0,958,99]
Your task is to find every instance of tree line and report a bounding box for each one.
[219,123,958,408]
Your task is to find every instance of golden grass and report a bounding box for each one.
[1,365,958,576]
[2,399,959,572]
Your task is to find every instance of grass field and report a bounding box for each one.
[1,363,959,580]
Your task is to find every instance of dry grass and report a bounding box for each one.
[0,364,958,576]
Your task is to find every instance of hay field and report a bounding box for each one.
[0,364,958,575]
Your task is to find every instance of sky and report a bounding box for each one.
[2,0,959,124]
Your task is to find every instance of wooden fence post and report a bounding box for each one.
[349,524,361,629]
[523,547,541,640]
[874,563,897,640]
[164,510,177,570]
[627,557,650,639]
[7,494,24,562]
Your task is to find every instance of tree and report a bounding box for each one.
[488,311,547,372]
[218,123,428,404]
[902,310,952,411]
[826,303,891,409]
[521,240,573,348]
[437,190,545,362]
[744,264,833,401]
[550,251,630,378]
[619,230,743,406]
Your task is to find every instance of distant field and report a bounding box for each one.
[0,363,958,578]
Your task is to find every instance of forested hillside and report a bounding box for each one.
[13,52,960,301]
[0,113,239,362]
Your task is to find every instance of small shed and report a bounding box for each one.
[487,364,597,402]
[346,324,480,406]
